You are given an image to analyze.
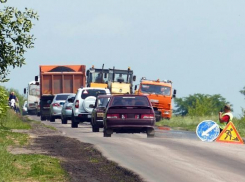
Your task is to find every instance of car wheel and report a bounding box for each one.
[50,116,55,122]
[71,114,78,128]
[103,129,111,137]
[147,128,155,138]
[41,115,46,121]
[92,125,99,132]
[62,117,68,124]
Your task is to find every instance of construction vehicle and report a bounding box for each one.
[37,65,86,121]
[86,65,136,94]
[86,64,109,89]
[135,77,176,121]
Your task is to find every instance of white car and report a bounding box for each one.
[71,87,110,128]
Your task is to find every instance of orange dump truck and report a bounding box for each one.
[36,65,86,120]
[135,78,176,121]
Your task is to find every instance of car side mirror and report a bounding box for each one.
[89,104,95,108]
[35,76,38,82]
[134,85,137,91]
[68,98,73,103]
[173,89,177,95]
[24,88,26,94]
[133,75,136,81]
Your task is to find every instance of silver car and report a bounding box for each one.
[49,93,73,122]
[61,94,76,124]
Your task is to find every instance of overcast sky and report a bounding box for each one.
[1,0,245,116]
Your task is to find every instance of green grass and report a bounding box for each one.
[0,110,67,181]
[156,115,245,137]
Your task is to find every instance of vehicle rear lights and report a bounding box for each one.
[52,103,60,107]
[75,100,79,108]
[141,114,154,119]
[65,106,72,110]
[107,114,119,119]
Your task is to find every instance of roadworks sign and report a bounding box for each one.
[216,122,244,144]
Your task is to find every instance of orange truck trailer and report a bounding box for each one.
[135,78,176,121]
[36,65,86,121]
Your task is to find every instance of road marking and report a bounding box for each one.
[202,124,217,137]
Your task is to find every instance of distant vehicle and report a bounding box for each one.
[90,94,111,132]
[49,93,73,122]
[86,65,136,94]
[71,87,110,128]
[61,94,76,124]
[22,101,28,115]
[24,81,40,115]
[135,78,176,121]
[37,65,86,121]
[103,95,155,138]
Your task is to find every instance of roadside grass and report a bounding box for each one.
[156,115,245,137]
[0,110,67,181]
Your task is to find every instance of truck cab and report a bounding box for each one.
[86,65,109,89]
[135,78,176,121]
[87,65,136,94]
[108,67,136,94]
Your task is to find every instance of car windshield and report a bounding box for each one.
[97,97,110,107]
[141,84,171,96]
[81,89,106,99]
[56,95,70,100]
[29,84,40,96]
[112,73,131,83]
[111,96,150,106]
[91,72,108,83]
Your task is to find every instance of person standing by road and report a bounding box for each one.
[218,104,233,132]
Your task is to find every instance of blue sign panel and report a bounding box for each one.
[196,120,220,142]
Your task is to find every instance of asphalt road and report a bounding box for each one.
[29,115,245,182]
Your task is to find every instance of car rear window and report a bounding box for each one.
[111,96,150,106]
[56,95,70,100]
[81,89,106,99]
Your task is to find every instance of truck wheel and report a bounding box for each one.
[71,115,78,128]
[103,129,112,137]
[62,117,67,124]
[41,116,46,121]
[147,128,155,138]
[50,116,55,122]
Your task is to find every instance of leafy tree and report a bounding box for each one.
[174,94,230,116]
[0,86,8,126]
[240,87,245,97]
[0,0,38,82]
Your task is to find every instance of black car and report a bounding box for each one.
[90,95,111,132]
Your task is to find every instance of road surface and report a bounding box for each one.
[29,115,245,182]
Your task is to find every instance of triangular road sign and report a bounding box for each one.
[216,122,244,144]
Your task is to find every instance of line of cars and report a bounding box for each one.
[47,87,155,138]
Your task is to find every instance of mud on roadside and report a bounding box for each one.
[11,122,144,182]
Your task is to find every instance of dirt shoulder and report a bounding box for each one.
[11,122,143,182]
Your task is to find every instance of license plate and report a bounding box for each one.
[87,115,91,118]
[97,113,104,117]
[60,102,65,105]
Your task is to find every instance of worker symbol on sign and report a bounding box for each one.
[224,128,239,141]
